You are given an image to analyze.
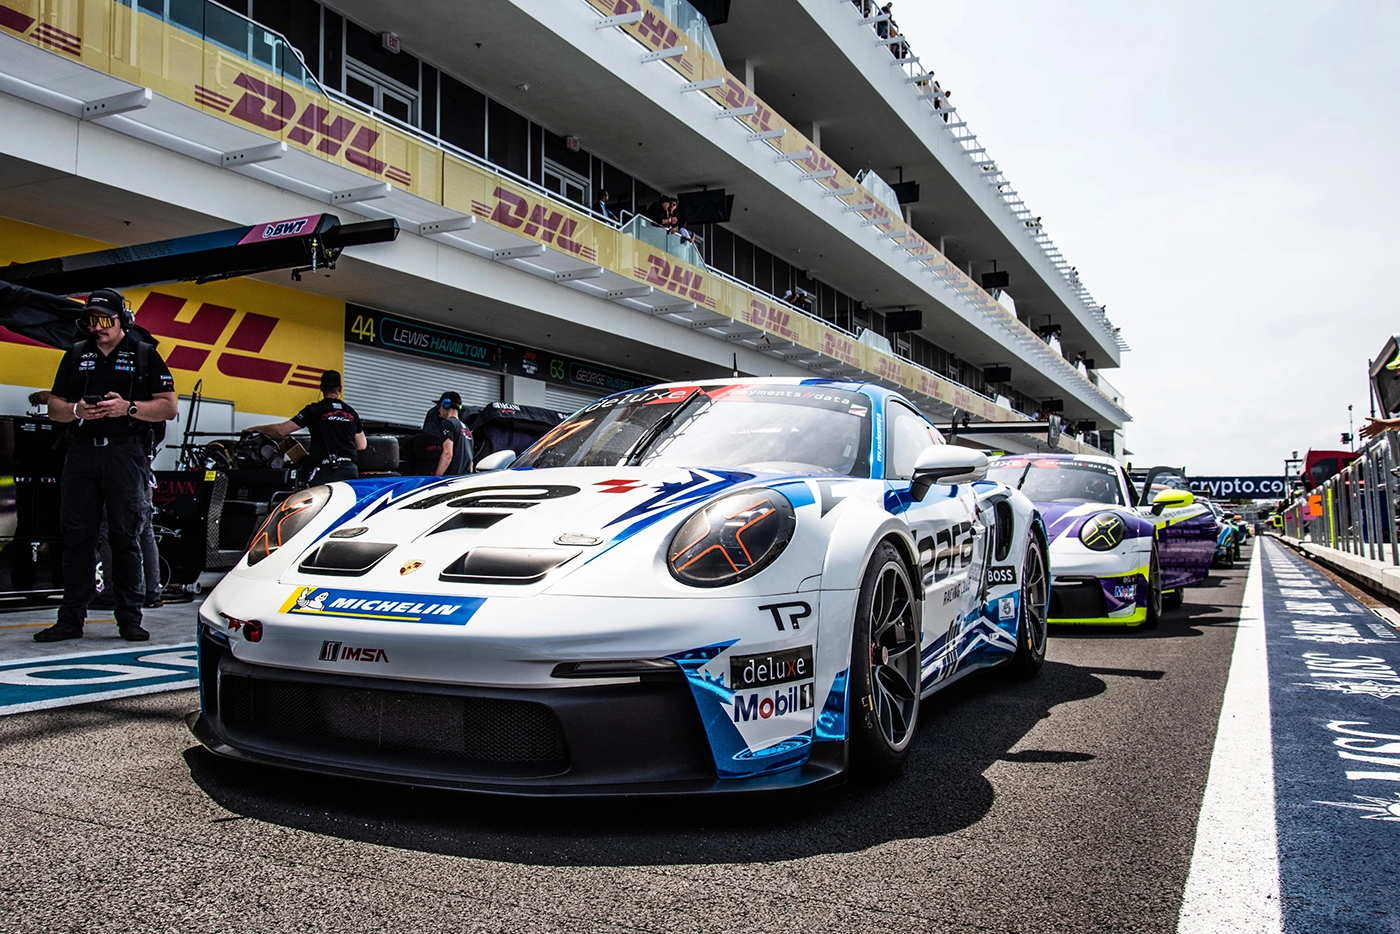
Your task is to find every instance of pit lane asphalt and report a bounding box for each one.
[0,556,1249,934]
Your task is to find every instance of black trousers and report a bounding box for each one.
[309,463,358,484]
[59,440,149,629]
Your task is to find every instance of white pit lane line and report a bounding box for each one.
[1176,544,1282,934]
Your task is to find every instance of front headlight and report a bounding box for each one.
[1079,512,1127,551]
[246,485,332,566]
[667,489,796,587]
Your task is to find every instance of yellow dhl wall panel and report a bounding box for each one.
[0,0,1033,422]
[0,215,344,415]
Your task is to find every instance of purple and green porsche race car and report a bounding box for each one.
[985,456,1216,627]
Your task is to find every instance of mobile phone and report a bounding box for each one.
[82,394,104,405]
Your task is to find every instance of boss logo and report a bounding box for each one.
[988,566,1017,586]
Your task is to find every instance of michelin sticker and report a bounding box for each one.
[281,587,485,625]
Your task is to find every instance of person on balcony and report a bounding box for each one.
[596,189,617,222]
[1360,416,1400,440]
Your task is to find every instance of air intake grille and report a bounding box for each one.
[1049,579,1108,619]
[220,675,568,766]
[299,540,396,576]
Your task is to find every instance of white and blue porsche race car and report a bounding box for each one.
[191,378,1048,794]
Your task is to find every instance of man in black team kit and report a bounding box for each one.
[245,370,366,484]
[35,288,177,643]
[422,391,473,476]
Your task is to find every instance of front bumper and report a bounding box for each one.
[1048,571,1149,626]
[190,626,846,796]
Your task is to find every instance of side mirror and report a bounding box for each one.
[1150,489,1195,515]
[910,445,988,501]
[475,449,516,472]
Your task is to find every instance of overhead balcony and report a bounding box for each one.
[319,0,1129,428]
[0,0,1117,451]
[710,0,1127,367]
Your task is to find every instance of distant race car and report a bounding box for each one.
[985,455,1215,627]
[191,378,1049,795]
[1204,501,1239,568]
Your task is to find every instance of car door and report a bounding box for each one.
[884,400,983,679]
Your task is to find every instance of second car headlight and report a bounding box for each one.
[246,485,332,566]
[667,489,796,587]
[1079,512,1127,551]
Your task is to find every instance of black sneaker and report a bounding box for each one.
[34,624,83,643]
[143,594,164,609]
[118,624,150,642]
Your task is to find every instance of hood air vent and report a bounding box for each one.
[300,540,396,576]
[440,547,580,584]
[429,511,511,535]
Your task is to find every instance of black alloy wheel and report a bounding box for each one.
[1009,533,1049,676]
[1143,547,1163,629]
[850,541,922,778]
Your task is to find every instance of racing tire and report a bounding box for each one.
[1162,588,1184,611]
[1143,547,1163,630]
[1009,532,1049,677]
[850,541,922,780]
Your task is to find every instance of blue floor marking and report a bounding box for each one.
[1259,540,1400,934]
[0,643,197,716]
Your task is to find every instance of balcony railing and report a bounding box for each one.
[844,0,1128,354]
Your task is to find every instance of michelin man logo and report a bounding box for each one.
[296,590,329,611]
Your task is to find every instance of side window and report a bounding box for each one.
[885,402,938,480]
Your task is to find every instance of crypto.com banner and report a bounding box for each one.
[1188,476,1290,499]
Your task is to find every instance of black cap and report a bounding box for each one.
[319,369,342,391]
[438,391,462,410]
[83,289,125,316]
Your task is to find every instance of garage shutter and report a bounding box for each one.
[543,384,604,415]
[342,344,501,428]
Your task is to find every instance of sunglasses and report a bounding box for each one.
[86,313,117,330]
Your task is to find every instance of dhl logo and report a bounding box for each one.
[637,255,716,307]
[718,78,775,134]
[873,355,904,382]
[133,291,324,389]
[600,0,691,72]
[0,3,81,55]
[197,72,413,187]
[821,332,863,368]
[473,187,597,261]
[743,299,802,343]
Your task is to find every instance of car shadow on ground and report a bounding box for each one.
[184,659,1131,866]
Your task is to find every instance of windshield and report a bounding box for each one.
[514,384,873,476]
[986,458,1125,505]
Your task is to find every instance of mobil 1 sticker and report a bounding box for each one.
[988,566,1017,586]
[730,645,813,689]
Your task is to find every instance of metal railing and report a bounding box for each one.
[844,0,1128,354]
[1280,435,1400,565]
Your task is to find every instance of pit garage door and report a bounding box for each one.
[342,345,501,429]
[543,384,603,415]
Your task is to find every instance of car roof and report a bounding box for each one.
[988,452,1122,470]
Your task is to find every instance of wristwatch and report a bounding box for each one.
[127,402,139,417]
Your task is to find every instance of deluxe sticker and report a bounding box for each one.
[280,587,484,625]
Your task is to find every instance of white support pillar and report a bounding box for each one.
[503,375,547,407]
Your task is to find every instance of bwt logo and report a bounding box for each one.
[195,73,413,187]
[131,291,324,389]
[263,219,308,238]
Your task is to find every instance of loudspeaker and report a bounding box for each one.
[678,189,732,225]
[890,181,920,204]
[885,309,922,333]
